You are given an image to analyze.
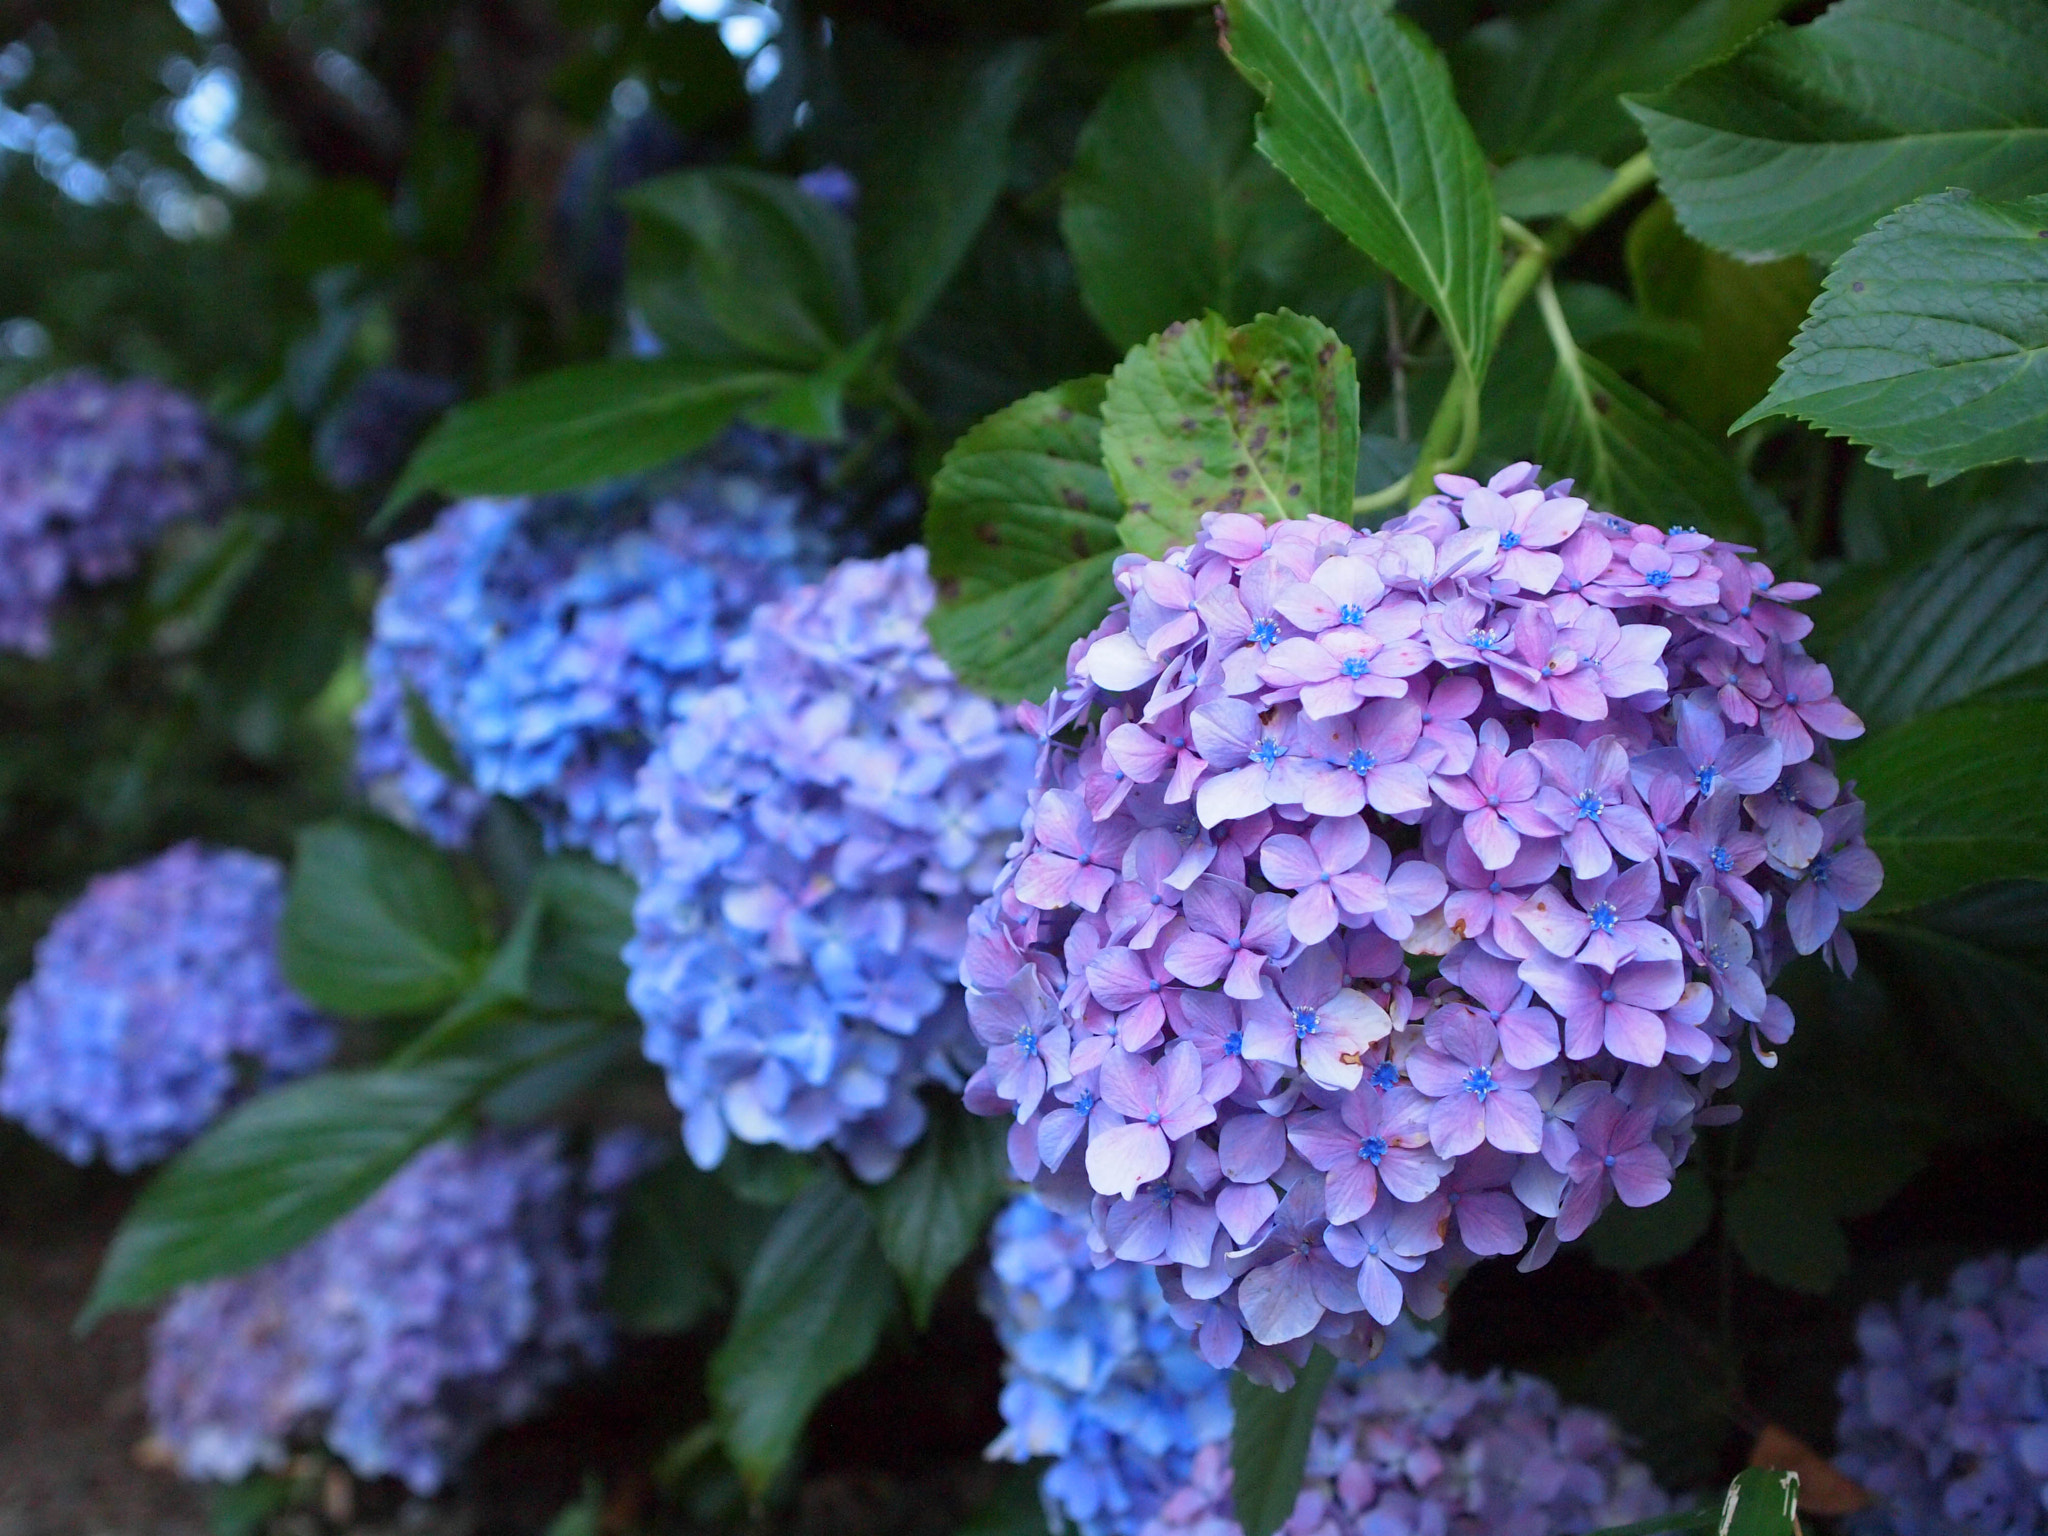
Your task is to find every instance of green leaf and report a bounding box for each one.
[956,1463,1053,1536]
[862,1100,1012,1326]
[1625,0,2048,260]
[1838,700,2048,911]
[282,819,485,1018]
[1717,1468,1803,1536]
[709,1171,898,1491]
[1535,346,1760,540]
[623,168,863,366]
[1624,197,1817,436]
[1585,1166,1713,1271]
[1060,40,1377,352]
[1731,191,2048,482]
[1492,154,1614,220]
[389,360,800,506]
[856,43,1040,338]
[1101,310,1359,556]
[924,378,1125,701]
[1222,0,1500,386]
[1724,1171,1849,1293]
[1454,0,1794,163]
[605,1155,774,1334]
[528,856,637,1018]
[1229,1347,1336,1536]
[1829,525,2048,732]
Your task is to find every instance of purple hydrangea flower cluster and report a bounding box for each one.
[1836,1247,2048,1536]
[355,444,833,857]
[0,371,235,654]
[624,547,1035,1179]
[985,1190,1433,1536]
[962,465,1881,1379]
[1141,1361,1671,1536]
[0,843,333,1172]
[147,1129,641,1495]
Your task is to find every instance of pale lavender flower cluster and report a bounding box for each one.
[1142,1362,1670,1536]
[962,465,1880,1380]
[1836,1247,2048,1536]
[624,547,1035,1180]
[355,446,830,857]
[985,1190,1432,1536]
[0,843,333,1172]
[0,371,234,654]
[147,1129,639,1495]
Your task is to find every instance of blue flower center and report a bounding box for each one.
[1463,1067,1498,1100]
[1696,764,1720,798]
[1575,789,1604,821]
[1252,618,1281,650]
[1487,881,1502,895]
[1369,1062,1399,1091]
[1251,736,1285,768]
[1646,568,1673,588]
[1589,901,1619,934]
[1498,530,1522,550]
[1599,988,1616,1003]
[1705,941,1732,972]
[1672,525,1698,536]
[1359,1136,1387,1164]
[1338,602,1366,625]
[1342,655,1373,678]
[1017,1027,1038,1057]
[1711,845,1734,873]
[1224,1030,1243,1057]
[1155,1183,1178,1205]
[1469,628,1506,652]
[1811,851,1833,887]
[1349,749,1379,775]
[1603,1153,1617,1168]
[1146,1111,1162,1126]
[1292,1006,1320,1039]
[1073,1091,1096,1115]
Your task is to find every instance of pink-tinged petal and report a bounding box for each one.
[1603,1002,1667,1066]
[1085,1120,1169,1200]
[1484,1090,1543,1153]
[1106,1194,1172,1262]
[1226,948,1271,1001]
[1300,1033,1366,1092]
[1385,859,1448,914]
[1240,1257,1324,1344]
[1106,722,1176,782]
[1168,1200,1221,1267]
[1243,892,1296,953]
[1494,752,1543,803]
[1273,580,1340,632]
[1829,846,1884,911]
[1547,668,1610,721]
[1521,495,1587,548]
[1601,804,1661,863]
[1556,1175,1610,1242]
[1036,1107,1087,1171]
[1428,1092,1487,1158]
[1404,1044,1464,1099]
[1259,833,1326,891]
[1613,959,1685,1010]
[1097,1046,1156,1119]
[1240,1004,1298,1069]
[1464,808,1522,870]
[1069,864,1117,912]
[1260,636,1340,687]
[1007,1119,1040,1181]
[1081,631,1162,691]
[1718,734,1784,795]
[1610,1144,1673,1207]
[1163,931,1231,988]
[1287,1111,1362,1171]
[1121,995,1168,1052]
[1377,1146,1448,1203]
[1785,880,1832,954]
[1031,789,1090,856]
[1443,889,1495,942]
[1197,1309,1245,1369]
[1217,1181,1279,1246]
[1365,761,1431,816]
[1560,821,1615,881]
[1496,1006,1560,1069]
[1516,886,1590,957]
[1455,1190,1529,1256]
[1357,1258,1406,1326]
[1196,765,1275,827]
[1518,952,1599,1013]
[1222,1113,1289,1183]
[1317,988,1392,1046]
[1800,697,1864,739]
[1087,948,1159,1011]
[1158,1038,1207,1114]
[1323,1157,1381,1226]
[1012,852,1077,910]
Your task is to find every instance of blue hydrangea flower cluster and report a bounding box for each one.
[355,435,837,857]
[0,842,333,1172]
[147,1129,642,1495]
[1141,1360,1671,1536]
[0,370,235,654]
[624,546,1036,1179]
[1836,1247,2048,1536]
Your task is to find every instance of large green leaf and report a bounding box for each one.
[709,1171,898,1491]
[1534,345,1760,540]
[1725,1104,1924,1294]
[1585,1166,1713,1271]
[1625,0,2048,260]
[862,1099,1012,1327]
[1829,525,2048,732]
[1229,1347,1336,1536]
[1454,0,1792,162]
[1840,700,2048,911]
[623,168,863,366]
[924,378,1125,701]
[282,818,486,1018]
[81,1019,611,1322]
[1060,40,1377,352]
[388,360,801,505]
[854,42,1040,338]
[1222,0,1499,386]
[1732,191,2048,482]
[1102,310,1359,557]
[1624,198,1817,436]
[605,1155,775,1334]
[527,856,637,1019]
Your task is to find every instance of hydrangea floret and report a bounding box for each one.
[0,371,235,654]
[1141,1359,1671,1536]
[985,1190,1432,1536]
[625,547,1034,1179]
[962,464,1880,1380]
[147,1129,641,1495]
[1836,1245,2048,1536]
[355,433,837,856]
[0,842,333,1171]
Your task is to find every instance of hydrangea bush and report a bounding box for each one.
[0,842,333,1171]
[962,468,1880,1378]
[1836,1247,2048,1536]
[146,1129,639,1495]
[985,1191,1434,1536]
[355,431,841,857]
[624,546,1034,1178]
[0,371,235,654]
[1142,1361,1673,1536]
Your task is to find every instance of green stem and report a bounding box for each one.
[1387,149,1658,509]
